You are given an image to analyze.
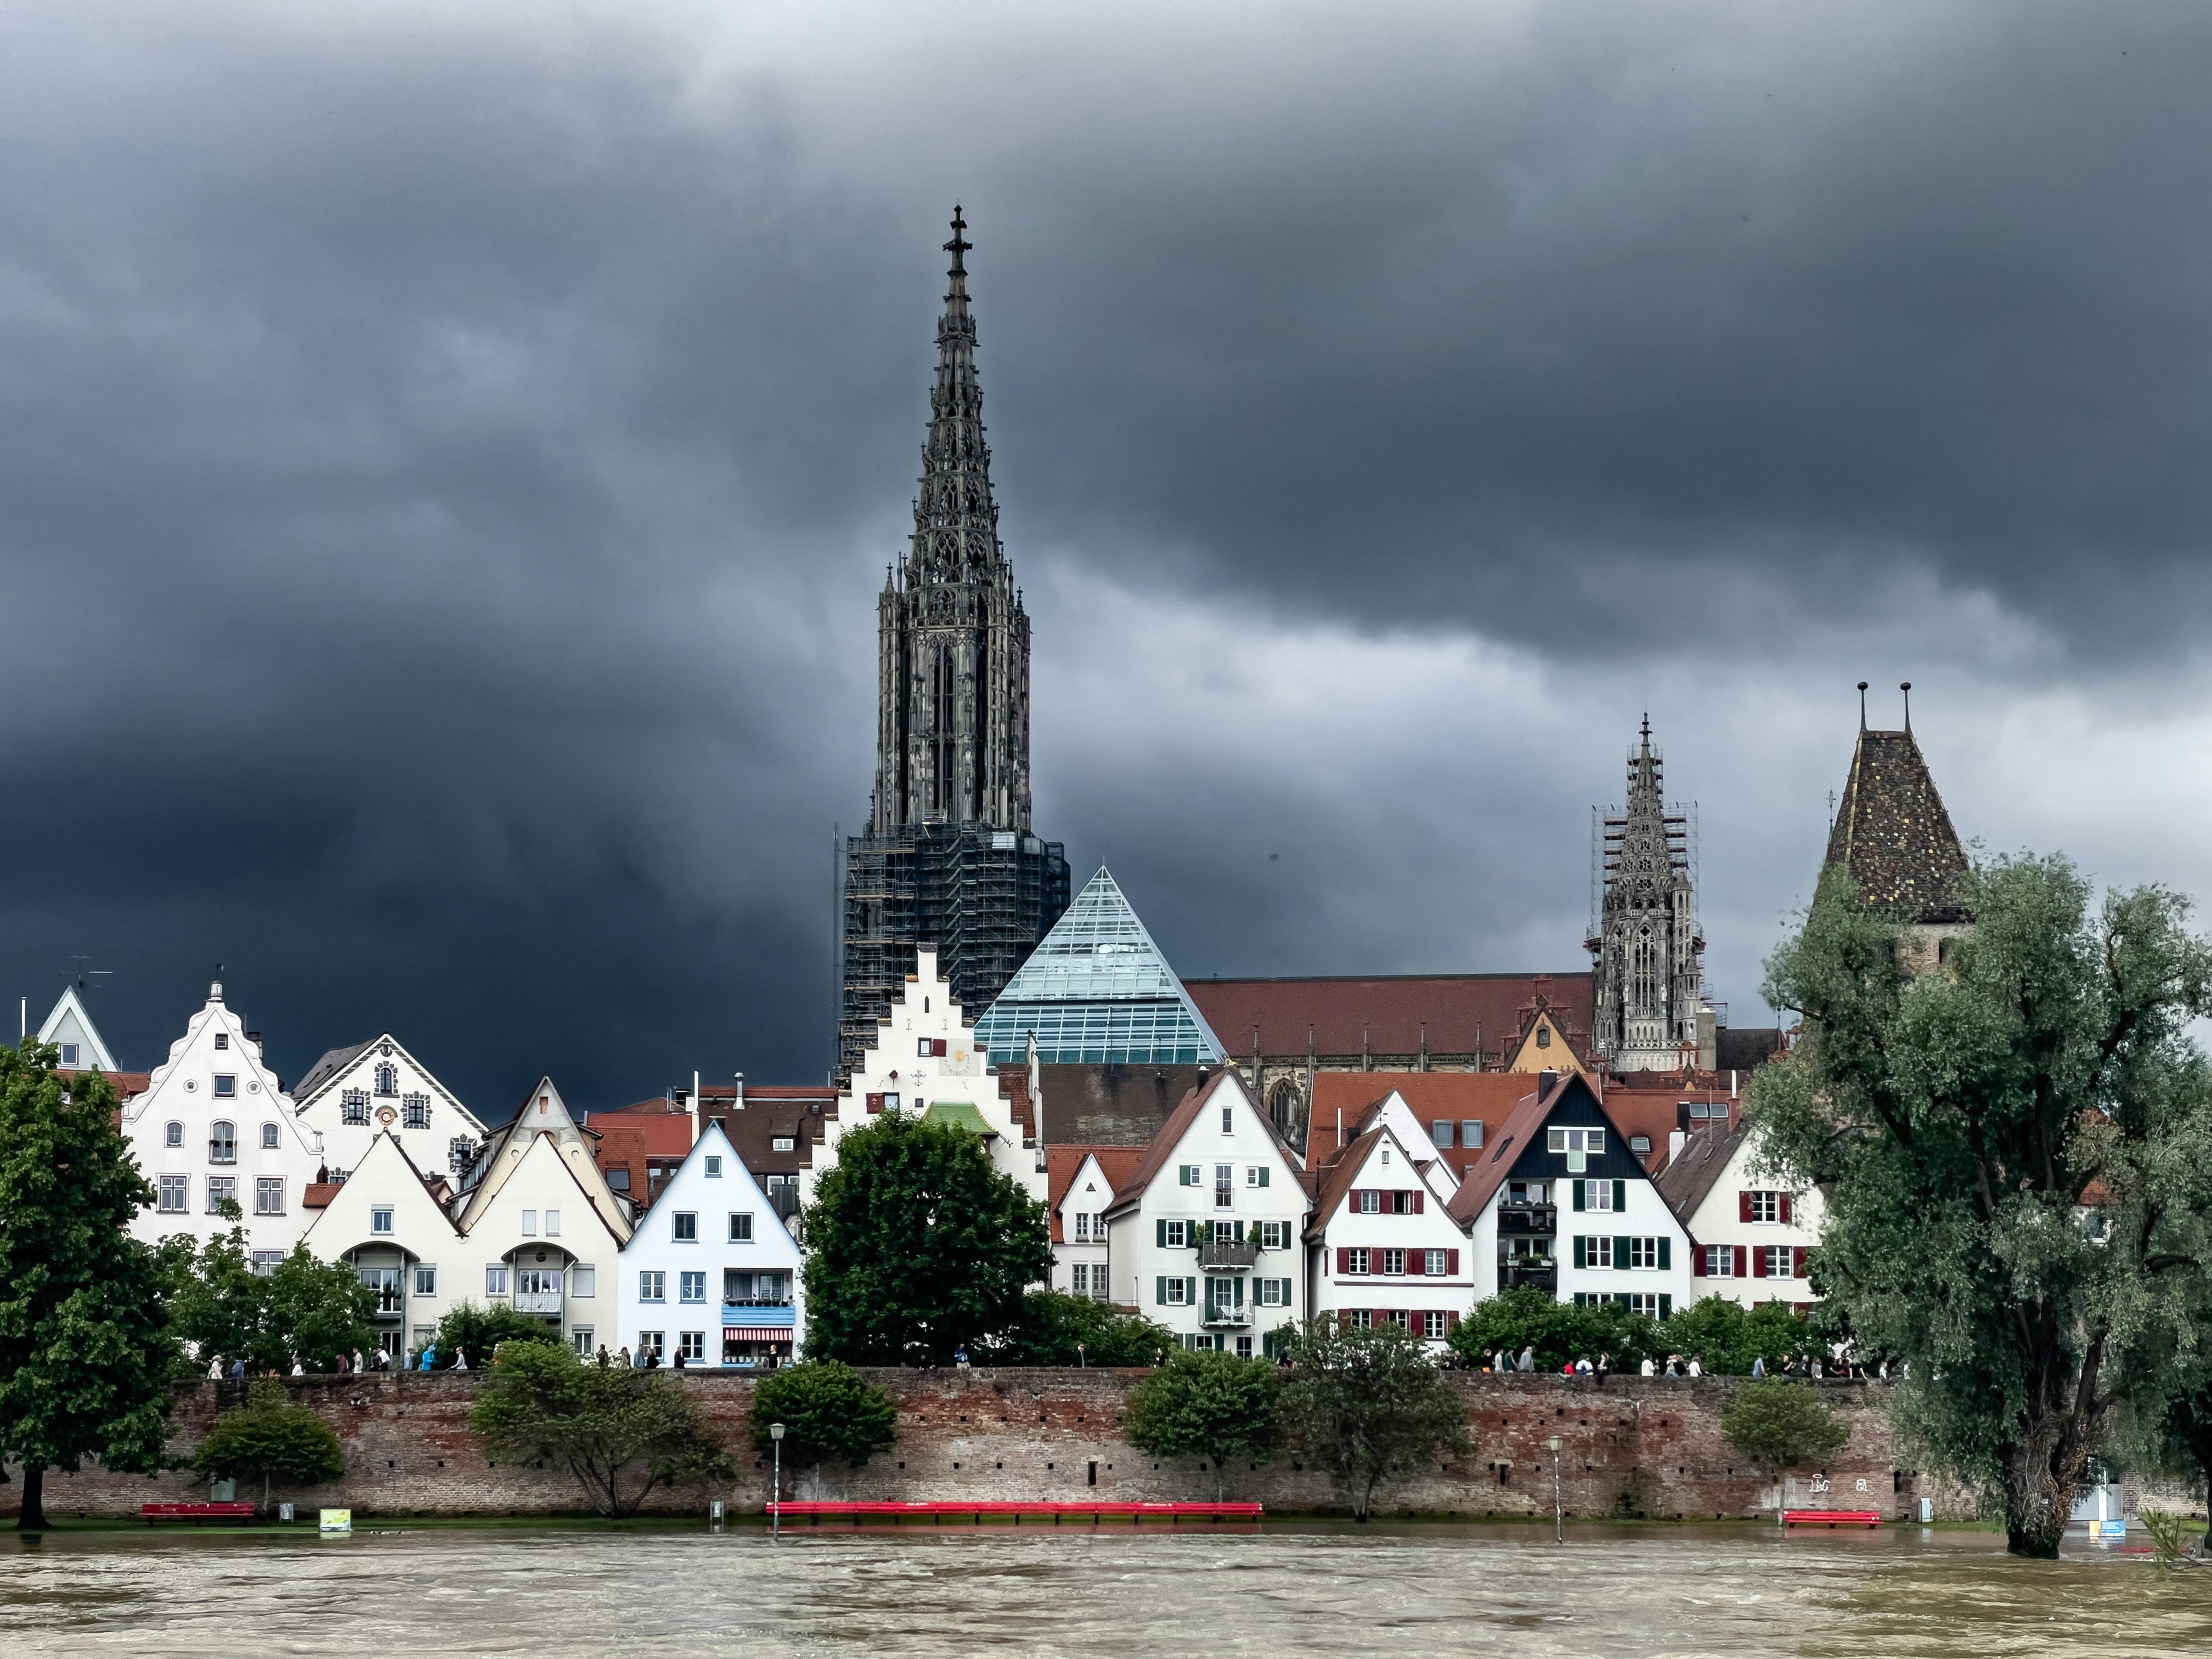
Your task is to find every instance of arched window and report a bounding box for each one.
[209,1121,236,1164]
[165,1121,184,1148]
[1266,1079,1301,1138]
[261,1122,280,1149]
[374,1063,398,1096]
[1536,1025,1551,1050]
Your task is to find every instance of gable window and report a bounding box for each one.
[403,1094,430,1130]
[375,1063,398,1096]
[157,1174,188,1213]
[1214,1164,1233,1208]
[213,1075,236,1099]
[673,1212,698,1242]
[1245,1165,1269,1188]
[209,1122,236,1164]
[261,1122,279,1149]
[1547,1126,1604,1172]
[1747,1191,1782,1224]
[729,1212,753,1243]
[1178,1164,1200,1187]
[1220,1104,1234,1135]
[165,1121,184,1148]
[639,1271,667,1303]
[485,1265,510,1296]
[521,1210,537,1236]
[704,1156,722,1178]
[254,1177,284,1215]
[60,1042,80,1066]
[205,1176,235,1214]
[214,1032,229,1051]
[414,1265,437,1296]
[1573,1178,1621,1214]
[1536,1026,1551,1049]
[371,1206,394,1235]
[1357,1190,1380,1215]
[680,1271,707,1304]
[341,1090,369,1125]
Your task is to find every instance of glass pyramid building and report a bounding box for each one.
[972,867,1227,1066]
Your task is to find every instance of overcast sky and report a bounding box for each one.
[5,1,2210,1116]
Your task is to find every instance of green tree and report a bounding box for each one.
[192,1379,346,1514]
[1000,1290,1175,1368]
[0,1049,179,1530]
[1122,1348,1283,1499]
[468,1340,733,1516]
[165,1226,376,1375]
[1720,1379,1851,1524]
[1284,1319,1471,1519]
[1752,856,2212,1556]
[801,1113,1052,1364]
[160,1212,261,1373]
[1447,1286,1662,1372]
[261,1249,376,1372]
[1660,1297,1813,1376]
[749,1360,899,1497]
[433,1300,566,1365]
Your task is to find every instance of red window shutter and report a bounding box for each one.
[1779,1192,1793,1224]
[866,1092,883,1112]
[1447,1249,1460,1274]
[1734,1245,1747,1278]
[1793,1246,1808,1278]
[934,1039,948,1057]
[1691,1244,1706,1278]
[1413,1191,1425,1214]
[1336,1247,1350,1275]
[1739,1190,1752,1223]
[1444,1311,1458,1330]
[1751,1246,1767,1278]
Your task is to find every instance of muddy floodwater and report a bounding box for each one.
[3,1521,2205,1656]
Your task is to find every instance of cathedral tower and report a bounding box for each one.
[838,211,1069,1081]
[1587,718,1705,1071]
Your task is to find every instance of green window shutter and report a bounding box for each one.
[1156,1220,1166,1248]
[1613,1178,1627,1212]
[1156,1276,1167,1306]
[1234,1221,1245,1242]
[1658,1237,1671,1271]
[1234,1277,1245,1307]
[1660,1294,1673,1320]
[1615,1293,1630,1311]
[1571,1181,1585,1212]
[1616,1234,1632,1269]
[1258,1166,1269,1187]
[1572,1235,1586,1269]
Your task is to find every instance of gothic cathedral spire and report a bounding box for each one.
[1588,718,1705,1072]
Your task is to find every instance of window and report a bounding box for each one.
[1245,1165,1269,1187]
[1628,1293,1672,1318]
[1178,1164,1200,1187]
[1161,1219,1189,1248]
[1072,1263,1091,1296]
[1358,1190,1380,1215]
[1579,1236,1615,1269]
[1259,1221,1290,1250]
[608,1168,631,1192]
[572,1266,595,1297]
[213,1032,229,1051]
[209,1122,236,1164]
[1383,1249,1406,1276]
[403,1093,430,1130]
[1761,1245,1795,1278]
[704,1156,722,1178]
[1235,1336,1254,1359]
[1630,1135,1651,1155]
[254,1177,284,1215]
[1630,1237,1658,1269]
[1346,1248,1370,1275]
[637,1332,664,1362]
[375,1063,398,1095]
[371,1206,394,1235]
[673,1212,697,1242]
[729,1212,753,1243]
[639,1271,667,1303]
[1071,1212,1090,1241]
[545,1209,561,1237]
[261,1122,279,1149]
[1705,1244,1736,1277]
[1748,1191,1781,1224]
[213,1075,236,1099]
[165,1121,184,1147]
[1431,1120,1454,1148]
[1424,1249,1447,1276]
[157,1174,188,1212]
[679,1331,705,1363]
[680,1271,707,1304]
[1578,1179,1617,1213]
[571,1328,595,1357]
[1536,1025,1551,1050]
[414,1265,437,1296]
[60,1042,80,1066]
[521,1210,537,1236]
[770,1135,795,1153]
[1462,1119,1484,1149]
[252,1250,283,1276]
[1214,1165,1233,1208]
[1220,1105,1234,1135]
[1256,1277,1291,1307]
[485,1265,510,1295]
[341,1090,369,1125]
[1547,1126,1602,1172]
[205,1176,234,1214]
[1161,1277,1191,1306]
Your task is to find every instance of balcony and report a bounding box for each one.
[1497,1205,1557,1237]
[720,1302,795,1328]
[1201,1302,1252,1328]
[1198,1238,1260,1271]
[1502,1261,1556,1294]
[511,1289,564,1316]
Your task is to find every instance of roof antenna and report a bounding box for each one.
[1900,681,1912,733]
[1857,681,1868,730]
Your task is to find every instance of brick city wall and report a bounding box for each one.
[1,1369,1948,1522]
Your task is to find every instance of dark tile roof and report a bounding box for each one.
[1824,729,1970,924]
[1652,1120,1746,1227]
[1034,1063,1211,1147]
[1303,1125,1388,1242]
[1714,1028,1784,1073]
[294,1039,376,1101]
[1184,973,1595,1062]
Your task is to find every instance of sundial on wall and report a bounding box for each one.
[376,1105,398,1126]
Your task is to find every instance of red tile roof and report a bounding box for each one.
[1046,1145,1145,1243]
[1186,973,1594,1060]
[303,1182,341,1209]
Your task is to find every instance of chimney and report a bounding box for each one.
[691,1069,701,1148]
[732,1071,746,1111]
[1538,1069,1558,1097]
[1668,1128,1688,1163]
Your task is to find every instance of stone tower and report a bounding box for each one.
[1822,686,1970,971]
[1587,718,1705,1071]
[838,210,1069,1081]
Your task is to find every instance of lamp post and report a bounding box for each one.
[1548,1436,1562,1543]
[769,1422,785,1541]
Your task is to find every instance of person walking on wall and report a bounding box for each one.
[229,1356,246,1381]
[596,1345,610,1368]
[1517,1345,1534,1373]
[208,1355,222,1381]
[454,1348,469,1372]
[617,1346,631,1368]
[1751,1355,1766,1378]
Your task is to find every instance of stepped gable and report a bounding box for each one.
[1824,727,1970,924]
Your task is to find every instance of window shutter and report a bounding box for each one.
[1233,1221,1245,1242]
[866,1092,883,1111]
[1613,1179,1627,1212]
[1793,1246,1808,1278]
[1447,1249,1460,1274]
[1572,1235,1587,1269]
[1691,1243,1706,1277]
[1260,1166,1271,1187]
[1187,1277,1199,1304]
[1156,1220,1166,1248]
[1572,1181,1586,1212]
[1659,1294,1672,1319]
[1734,1245,1748,1278]
[1616,1234,1632,1269]
[1658,1237,1671,1271]
[1234,1277,1245,1308]
[1337,1247,1350,1275]
[1739,1190,1752,1223]
[1779,1192,1793,1225]
[1156,1276,1167,1306]
[1751,1247,1767,1278]
[1413,1191,1425,1214]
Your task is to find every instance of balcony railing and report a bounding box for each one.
[1501,1262,1556,1293]
[1202,1302,1252,1328]
[511,1290,563,1315]
[1497,1205,1558,1236]
[720,1302,795,1327]
[1198,1238,1260,1271]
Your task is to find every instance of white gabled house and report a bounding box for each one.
[1305,1119,1474,1349]
[1099,1071,1310,1357]
[617,1118,804,1368]
[121,981,324,1262]
[1048,1146,1140,1302]
[1447,1071,1694,1321]
[39,984,119,1074]
[291,1034,487,1190]
[1652,1118,1823,1309]
[300,1132,465,1360]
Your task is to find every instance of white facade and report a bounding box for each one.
[300,1132,465,1359]
[1306,1125,1475,1348]
[617,1119,804,1367]
[1663,1124,1825,1309]
[1051,1151,1120,1302]
[1556,1170,1695,1319]
[1101,1073,1310,1356]
[122,982,324,1260]
[291,1034,487,1190]
[809,946,1045,1211]
[39,985,118,1073]
[1350,1088,1462,1199]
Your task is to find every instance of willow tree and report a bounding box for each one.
[1752,855,2212,1557]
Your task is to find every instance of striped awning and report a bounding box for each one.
[724,1327,793,1343]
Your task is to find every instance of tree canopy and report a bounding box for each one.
[1284,1319,1471,1519]
[0,1048,179,1530]
[164,1226,376,1375]
[800,1113,1052,1365]
[998,1290,1176,1368]
[193,1378,346,1514]
[1719,1380,1850,1523]
[1122,1348,1283,1499]
[433,1300,565,1365]
[1656,1297,1814,1376]
[1752,855,2212,1556]
[1446,1285,1663,1372]
[749,1360,899,1489]
[468,1340,732,1517]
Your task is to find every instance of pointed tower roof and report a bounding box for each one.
[37,984,119,1071]
[906,205,1007,587]
[972,867,1226,1065]
[1824,725,1970,924]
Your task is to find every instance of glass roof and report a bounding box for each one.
[972,867,1227,1066]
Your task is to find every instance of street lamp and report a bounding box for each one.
[1548,1436,1562,1543]
[769,1422,785,1541]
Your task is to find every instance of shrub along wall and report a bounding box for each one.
[2,1370,1949,1521]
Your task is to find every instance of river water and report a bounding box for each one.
[3,1522,2204,1656]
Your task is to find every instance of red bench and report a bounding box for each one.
[142,1503,257,1525]
[1784,1509,1882,1528]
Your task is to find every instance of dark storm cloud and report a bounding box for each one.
[1,1,2205,1107]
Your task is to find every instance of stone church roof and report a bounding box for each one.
[1823,727,1970,924]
